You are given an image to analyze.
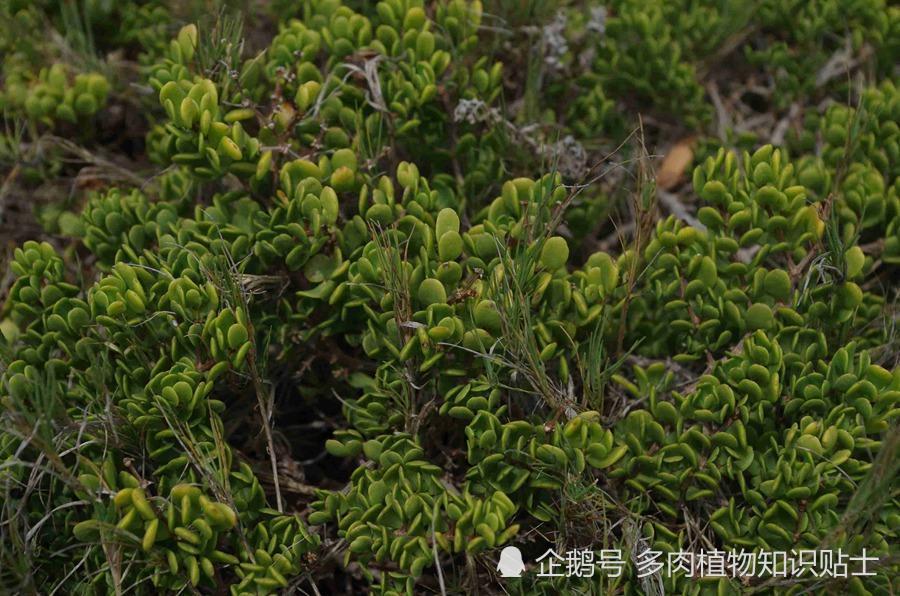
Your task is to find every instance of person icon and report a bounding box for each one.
[497,546,526,577]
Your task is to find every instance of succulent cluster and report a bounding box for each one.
[0,3,111,128]
[1,0,898,594]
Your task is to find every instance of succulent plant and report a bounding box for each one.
[1,1,898,594]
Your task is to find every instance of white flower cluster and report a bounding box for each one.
[587,6,608,36]
[549,134,588,179]
[452,98,501,125]
[543,12,569,73]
